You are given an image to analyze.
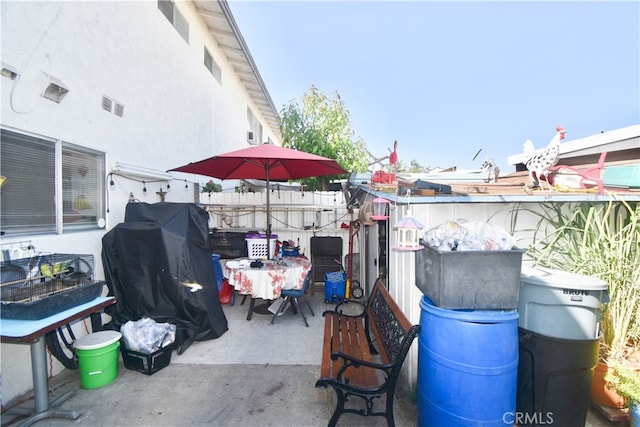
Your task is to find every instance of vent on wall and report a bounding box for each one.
[1,62,18,80]
[102,96,124,117]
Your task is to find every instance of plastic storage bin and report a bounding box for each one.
[418,296,519,427]
[324,271,346,303]
[415,243,523,309]
[75,330,122,389]
[517,328,600,427]
[245,234,277,259]
[121,345,173,375]
[518,267,608,340]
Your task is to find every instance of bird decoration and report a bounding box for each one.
[388,140,398,173]
[481,157,499,183]
[523,125,567,190]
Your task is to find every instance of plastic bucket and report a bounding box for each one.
[516,327,600,427]
[418,296,519,427]
[75,330,122,389]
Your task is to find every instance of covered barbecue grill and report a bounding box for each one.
[101,202,228,354]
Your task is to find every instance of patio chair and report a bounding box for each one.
[271,269,315,327]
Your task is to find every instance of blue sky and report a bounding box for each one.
[227,1,639,172]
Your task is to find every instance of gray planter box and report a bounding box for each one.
[415,243,523,309]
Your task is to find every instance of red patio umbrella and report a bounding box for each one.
[169,143,347,257]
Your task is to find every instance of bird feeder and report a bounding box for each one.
[371,197,390,221]
[392,211,424,251]
[392,189,424,251]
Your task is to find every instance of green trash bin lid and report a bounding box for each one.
[75,330,122,350]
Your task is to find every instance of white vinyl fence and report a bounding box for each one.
[200,191,352,260]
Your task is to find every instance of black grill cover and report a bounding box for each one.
[102,203,228,351]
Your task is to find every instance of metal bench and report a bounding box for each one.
[315,279,420,427]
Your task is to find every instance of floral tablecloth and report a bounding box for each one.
[225,257,311,300]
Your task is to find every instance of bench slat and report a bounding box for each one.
[320,312,334,379]
[337,315,378,389]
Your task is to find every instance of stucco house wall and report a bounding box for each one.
[1,0,279,404]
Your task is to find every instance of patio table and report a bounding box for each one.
[1,296,116,427]
[225,257,311,320]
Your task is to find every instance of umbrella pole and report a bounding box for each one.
[266,168,271,259]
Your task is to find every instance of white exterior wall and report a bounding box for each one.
[1,1,278,405]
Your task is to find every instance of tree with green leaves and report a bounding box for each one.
[201,179,222,193]
[395,159,431,174]
[280,85,369,190]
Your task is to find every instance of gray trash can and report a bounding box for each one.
[518,267,608,340]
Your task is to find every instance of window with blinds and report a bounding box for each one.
[0,129,105,236]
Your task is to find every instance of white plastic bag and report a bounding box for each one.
[121,318,176,353]
[423,221,516,251]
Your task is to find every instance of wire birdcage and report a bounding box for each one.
[1,254,103,319]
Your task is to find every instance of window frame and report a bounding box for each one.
[0,128,106,236]
[204,46,222,84]
[158,0,189,43]
[246,107,263,145]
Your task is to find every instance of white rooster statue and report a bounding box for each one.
[523,125,567,190]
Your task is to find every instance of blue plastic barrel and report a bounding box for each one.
[418,296,519,427]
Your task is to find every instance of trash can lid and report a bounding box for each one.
[521,266,607,290]
[75,330,122,350]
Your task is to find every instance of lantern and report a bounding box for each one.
[371,197,390,221]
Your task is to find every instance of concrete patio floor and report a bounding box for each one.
[1,291,623,427]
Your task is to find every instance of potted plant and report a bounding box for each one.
[605,363,640,426]
[513,199,640,407]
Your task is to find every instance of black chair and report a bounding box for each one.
[271,269,314,327]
